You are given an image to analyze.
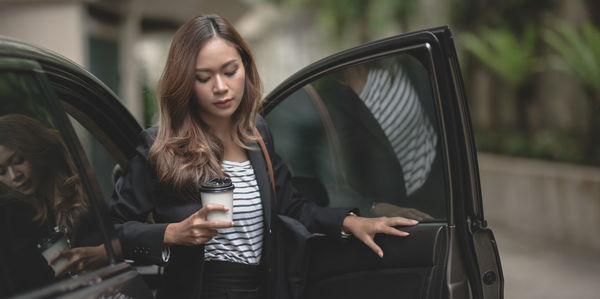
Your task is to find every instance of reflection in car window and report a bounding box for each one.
[266,54,446,220]
[67,115,119,202]
[0,72,105,296]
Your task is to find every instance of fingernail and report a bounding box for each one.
[378,251,383,258]
[411,219,419,224]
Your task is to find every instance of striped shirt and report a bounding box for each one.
[203,160,263,265]
[359,65,438,195]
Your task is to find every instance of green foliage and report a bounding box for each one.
[0,72,55,128]
[474,130,587,165]
[266,0,418,41]
[461,26,543,87]
[142,83,158,128]
[450,0,557,31]
[544,21,600,98]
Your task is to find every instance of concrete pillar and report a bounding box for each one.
[120,0,143,124]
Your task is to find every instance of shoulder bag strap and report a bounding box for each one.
[253,127,277,205]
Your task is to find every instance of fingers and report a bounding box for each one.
[379,225,410,237]
[52,250,81,277]
[384,216,419,227]
[193,204,234,228]
[49,250,69,265]
[195,203,230,219]
[54,260,75,277]
[360,235,384,258]
[200,220,235,229]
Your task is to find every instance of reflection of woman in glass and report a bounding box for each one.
[0,114,88,235]
[336,63,439,219]
[0,114,105,280]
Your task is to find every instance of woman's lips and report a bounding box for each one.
[214,99,233,108]
[15,180,32,193]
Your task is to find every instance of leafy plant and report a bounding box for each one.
[544,21,600,99]
[461,26,543,88]
[450,0,557,32]
[544,21,600,162]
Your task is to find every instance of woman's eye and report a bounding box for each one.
[196,77,210,83]
[225,68,237,77]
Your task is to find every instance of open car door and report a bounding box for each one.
[263,27,503,299]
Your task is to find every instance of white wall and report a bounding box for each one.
[0,2,86,65]
[479,153,600,252]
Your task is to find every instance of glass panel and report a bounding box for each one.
[266,53,446,220]
[0,71,105,297]
[67,115,119,203]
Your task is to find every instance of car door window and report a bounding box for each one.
[0,68,110,296]
[266,54,446,220]
[64,113,119,203]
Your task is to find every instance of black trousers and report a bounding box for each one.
[201,261,265,299]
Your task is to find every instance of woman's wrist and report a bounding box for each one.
[163,222,178,246]
[342,211,358,235]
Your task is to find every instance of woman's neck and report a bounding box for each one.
[203,118,248,162]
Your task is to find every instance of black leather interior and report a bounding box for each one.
[305,223,448,299]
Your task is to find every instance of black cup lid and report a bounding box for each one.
[199,177,235,193]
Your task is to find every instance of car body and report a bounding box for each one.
[0,26,503,298]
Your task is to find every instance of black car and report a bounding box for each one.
[0,26,503,298]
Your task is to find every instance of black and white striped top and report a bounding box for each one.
[359,65,438,195]
[203,160,263,265]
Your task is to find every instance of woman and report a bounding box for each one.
[110,14,418,299]
[0,114,89,241]
[0,114,107,287]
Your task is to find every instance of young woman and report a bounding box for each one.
[0,114,88,236]
[0,114,108,288]
[110,14,418,299]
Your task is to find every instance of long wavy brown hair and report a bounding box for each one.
[149,14,262,194]
[0,114,88,233]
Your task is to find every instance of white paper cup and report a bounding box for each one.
[200,178,235,222]
[39,232,69,273]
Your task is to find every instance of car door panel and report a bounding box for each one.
[306,224,448,299]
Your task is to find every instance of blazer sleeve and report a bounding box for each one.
[110,128,169,266]
[255,116,356,239]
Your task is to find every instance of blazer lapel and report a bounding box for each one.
[247,144,273,230]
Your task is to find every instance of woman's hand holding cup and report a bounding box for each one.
[164,204,234,246]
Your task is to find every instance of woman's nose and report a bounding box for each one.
[213,75,228,94]
[8,167,23,182]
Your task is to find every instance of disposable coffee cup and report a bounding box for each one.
[199,178,235,222]
[38,228,69,274]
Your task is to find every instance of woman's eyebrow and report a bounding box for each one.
[0,153,16,167]
[195,59,238,72]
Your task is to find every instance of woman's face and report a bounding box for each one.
[193,37,246,125]
[0,145,38,195]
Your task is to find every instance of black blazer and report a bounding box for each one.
[110,116,350,299]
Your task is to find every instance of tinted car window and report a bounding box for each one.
[266,54,446,220]
[66,114,119,202]
[0,69,106,296]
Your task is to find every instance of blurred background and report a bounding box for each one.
[1,0,598,298]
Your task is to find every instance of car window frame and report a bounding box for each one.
[0,57,118,263]
[263,33,454,225]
